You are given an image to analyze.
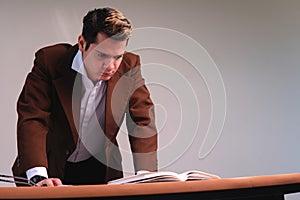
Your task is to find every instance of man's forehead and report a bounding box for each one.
[93,39,126,55]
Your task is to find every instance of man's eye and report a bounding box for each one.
[97,53,108,59]
[114,55,123,60]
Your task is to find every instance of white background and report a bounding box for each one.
[0,0,299,199]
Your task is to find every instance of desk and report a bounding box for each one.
[1,173,300,199]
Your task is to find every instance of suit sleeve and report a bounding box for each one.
[126,55,158,172]
[13,49,52,176]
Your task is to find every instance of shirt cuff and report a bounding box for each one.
[26,167,48,180]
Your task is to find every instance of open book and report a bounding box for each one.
[107,170,220,185]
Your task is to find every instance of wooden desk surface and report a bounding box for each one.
[0,173,300,199]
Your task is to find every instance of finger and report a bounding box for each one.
[36,178,59,186]
[36,179,54,187]
[51,178,63,186]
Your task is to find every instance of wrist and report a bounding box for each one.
[26,167,48,181]
[30,175,47,185]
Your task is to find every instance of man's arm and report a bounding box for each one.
[14,48,65,187]
[14,48,52,177]
[125,55,158,172]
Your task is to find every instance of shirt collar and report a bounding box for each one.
[71,50,102,88]
[71,50,86,76]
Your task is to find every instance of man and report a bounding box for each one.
[12,7,158,186]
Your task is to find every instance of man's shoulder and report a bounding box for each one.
[33,43,78,77]
[36,43,73,56]
[34,43,78,67]
[123,52,140,68]
[122,51,140,65]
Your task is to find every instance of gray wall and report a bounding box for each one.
[0,0,299,198]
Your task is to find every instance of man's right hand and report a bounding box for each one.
[36,178,63,186]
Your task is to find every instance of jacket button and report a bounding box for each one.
[17,157,20,167]
[65,150,70,156]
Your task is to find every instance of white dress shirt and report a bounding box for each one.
[68,50,107,162]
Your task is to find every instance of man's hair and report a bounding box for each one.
[82,7,132,50]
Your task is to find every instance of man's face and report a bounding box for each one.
[78,33,127,83]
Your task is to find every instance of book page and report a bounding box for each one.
[108,171,182,184]
[180,170,220,181]
[107,170,220,184]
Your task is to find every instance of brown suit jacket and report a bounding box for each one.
[12,44,158,183]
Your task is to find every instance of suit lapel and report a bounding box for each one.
[105,71,134,140]
[52,45,80,143]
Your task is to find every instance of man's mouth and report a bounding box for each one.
[102,72,111,76]
[101,71,114,77]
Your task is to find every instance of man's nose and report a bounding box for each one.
[103,58,115,70]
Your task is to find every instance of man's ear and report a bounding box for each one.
[78,35,86,51]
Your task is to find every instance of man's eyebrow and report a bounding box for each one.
[95,50,124,58]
